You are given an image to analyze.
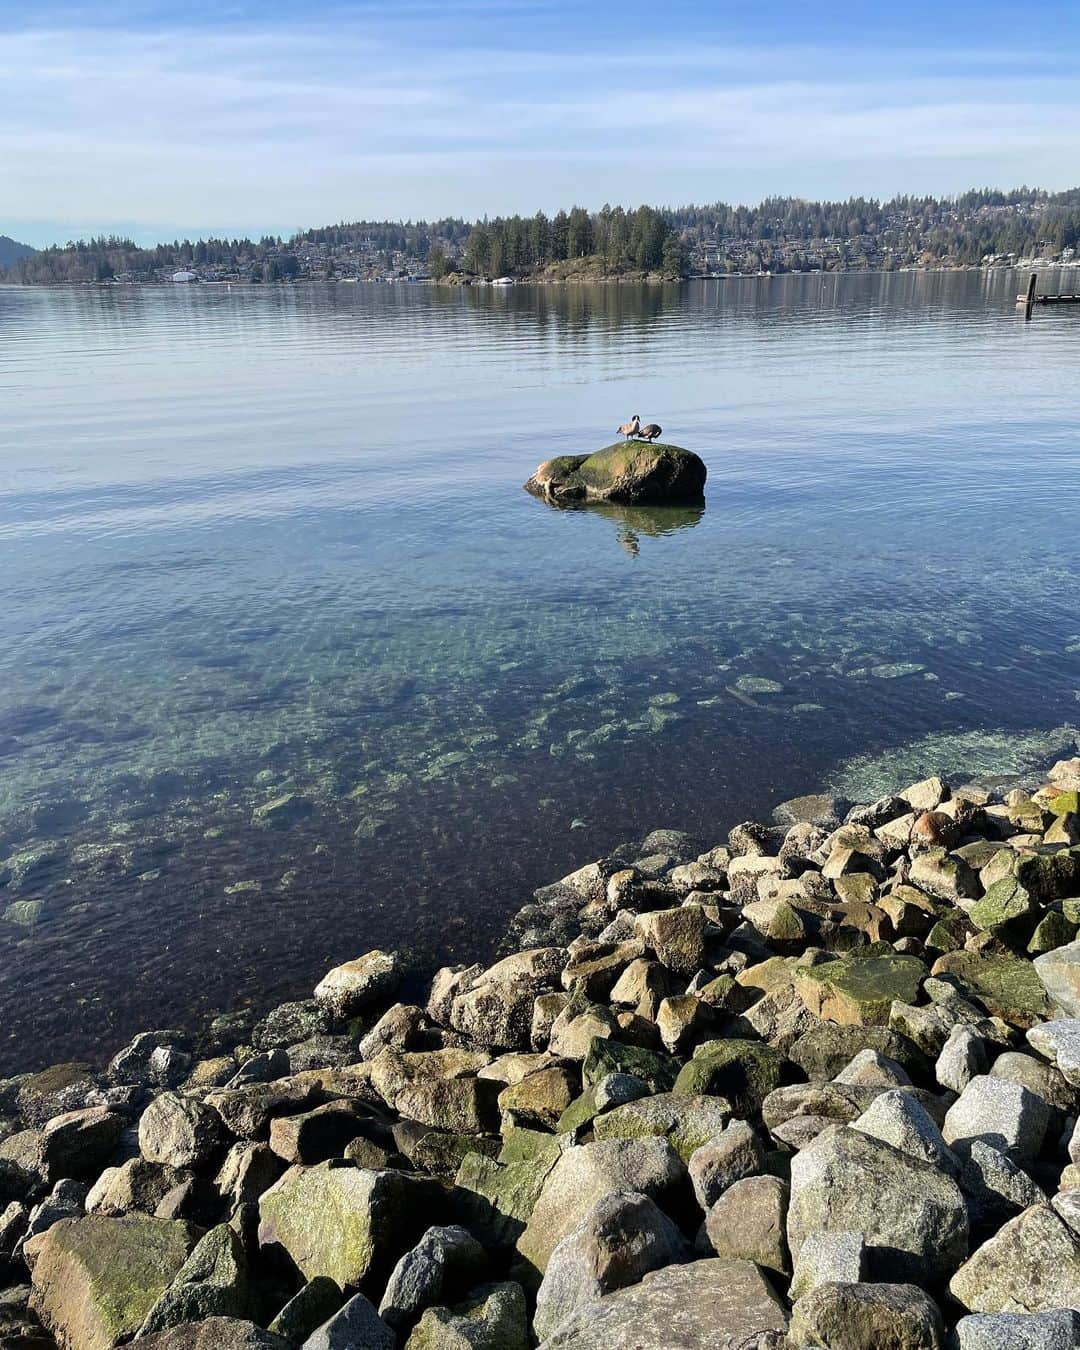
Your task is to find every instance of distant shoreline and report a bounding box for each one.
[3,261,1078,290]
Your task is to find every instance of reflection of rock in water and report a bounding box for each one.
[531,496,705,554]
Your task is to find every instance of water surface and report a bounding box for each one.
[1,273,1078,1072]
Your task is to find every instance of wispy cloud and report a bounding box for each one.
[2,10,1078,245]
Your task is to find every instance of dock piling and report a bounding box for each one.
[1024,272,1037,322]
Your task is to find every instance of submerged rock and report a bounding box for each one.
[524,443,707,505]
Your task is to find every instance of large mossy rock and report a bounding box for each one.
[535,1258,787,1348]
[591,1093,730,1162]
[525,443,707,505]
[933,949,1051,1027]
[795,951,926,1026]
[138,1224,249,1336]
[257,1162,445,1290]
[672,1039,787,1116]
[27,1214,200,1349]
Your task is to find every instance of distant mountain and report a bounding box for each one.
[0,235,36,268]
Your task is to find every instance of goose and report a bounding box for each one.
[617,414,641,441]
[637,422,662,442]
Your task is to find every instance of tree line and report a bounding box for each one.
[4,187,1079,283]
[454,205,685,278]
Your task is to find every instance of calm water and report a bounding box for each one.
[1,273,1078,1073]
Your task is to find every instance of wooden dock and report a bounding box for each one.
[1017,271,1080,319]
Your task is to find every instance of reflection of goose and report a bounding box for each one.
[617,414,640,441]
[638,422,662,442]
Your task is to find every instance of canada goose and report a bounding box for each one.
[638,422,662,442]
[617,414,641,440]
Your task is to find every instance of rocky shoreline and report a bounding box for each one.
[3,760,1080,1348]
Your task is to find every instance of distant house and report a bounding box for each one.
[171,270,197,283]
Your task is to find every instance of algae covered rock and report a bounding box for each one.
[591,1092,729,1162]
[673,1039,786,1115]
[404,1281,528,1350]
[258,1162,445,1289]
[788,1024,930,1082]
[795,950,926,1026]
[524,442,706,505]
[27,1214,199,1349]
[535,1257,787,1348]
[932,950,1051,1027]
[138,1223,249,1336]
[790,1281,945,1350]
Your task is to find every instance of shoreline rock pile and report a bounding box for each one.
[3,759,1080,1348]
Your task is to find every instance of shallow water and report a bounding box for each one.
[1,272,1078,1072]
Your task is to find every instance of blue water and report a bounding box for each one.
[1,272,1078,1071]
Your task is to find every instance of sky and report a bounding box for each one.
[2,0,1080,247]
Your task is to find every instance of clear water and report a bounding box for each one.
[1,273,1078,1072]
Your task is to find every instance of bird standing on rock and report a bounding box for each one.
[637,421,662,442]
[617,414,641,440]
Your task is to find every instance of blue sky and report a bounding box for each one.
[3,0,1080,247]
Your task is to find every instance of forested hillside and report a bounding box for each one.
[4,187,1078,284]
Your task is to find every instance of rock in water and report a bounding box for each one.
[524,443,707,505]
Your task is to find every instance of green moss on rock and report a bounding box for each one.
[257,1162,444,1289]
[673,1040,786,1115]
[795,951,927,1026]
[525,443,706,505]
[592,1092,731,1161]
[582,1039,679,1094]
[932,949,1051,1028]
[28,1215,199,1350]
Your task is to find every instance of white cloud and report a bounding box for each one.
[1,18,1078,242]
